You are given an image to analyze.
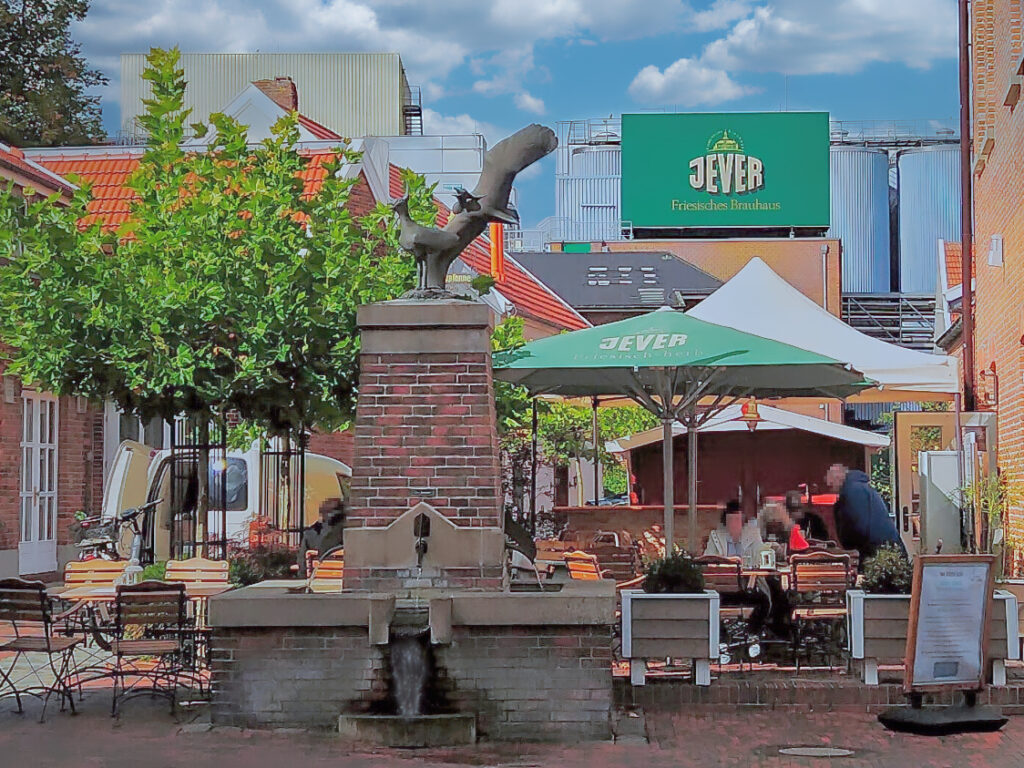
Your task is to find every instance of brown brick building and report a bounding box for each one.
[0,144,105,578]
[972,1,1024,548]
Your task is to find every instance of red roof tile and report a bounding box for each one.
[942,240,975,289]
[29,149,587,333]
[944,241,962,288]
[297,114,341,141]
[0,143,76,197]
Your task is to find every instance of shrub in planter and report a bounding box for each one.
[228,545,298,586]
[861,543,912,594]
[642,550,704,594]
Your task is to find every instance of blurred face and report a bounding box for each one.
[826,464,848,491]
[725,511,744,541]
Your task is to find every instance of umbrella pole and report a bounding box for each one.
[688,424,698,554]
[662,417,674,553]
[592,397,600,506]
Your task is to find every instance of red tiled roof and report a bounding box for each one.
[388,164,588,332]
[0,143,76,197]
[297,114,341,141]
[944,241,963,288]
[34,149,341,230]
[29,150,588,333]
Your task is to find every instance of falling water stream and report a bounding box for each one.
[391,631,429,716]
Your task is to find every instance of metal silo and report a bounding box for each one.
[828,146,891,293]
[555,145,622,242]
[897,145,961,293]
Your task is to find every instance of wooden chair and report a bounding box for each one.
[307,546,344,593]
[788,551,852,670]
[534,540,571,569]
[59,560,128,593]
[0,578,81,721]
[564,550,608,581]
[111,580,187,717]
[697,555,755,667]
[165,557,229,587]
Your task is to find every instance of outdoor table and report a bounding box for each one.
[741,568,790,591]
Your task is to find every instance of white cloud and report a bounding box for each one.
[702,0,957,76]
[421,108,502,146]
[629,0,956,107]
[691,0,755,32]
[75,0,689,113]
[628,58,756,106]
[514,92,546,115]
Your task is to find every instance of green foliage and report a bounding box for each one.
[0,0,107,146]
[228,545,297,586]
[870,449,892,507]
[470,274,496,297]
[642,550,704,594]
[0,47,433,436]
[141,560,167,582]
[860,543,912,594]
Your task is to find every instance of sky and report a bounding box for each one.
[74,0,962,227]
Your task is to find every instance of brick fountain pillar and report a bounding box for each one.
[344,299,506,594]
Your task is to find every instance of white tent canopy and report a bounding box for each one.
[606,403,889,454]
[686,258,958,402]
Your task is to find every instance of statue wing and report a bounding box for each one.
[470,123,557,207]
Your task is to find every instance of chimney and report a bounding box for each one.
[253,77,298,112]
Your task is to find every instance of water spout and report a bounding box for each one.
[390,629,430,716]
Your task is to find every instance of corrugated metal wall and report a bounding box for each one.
[898,145,961,293]
[828,147,891,293]
[555,145,622,241]
[120,53,404,139]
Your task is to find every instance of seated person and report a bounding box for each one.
[705,500,764,565]
[297,498,346,577]
[704,501,770,634]
[761,501,810,555]
[785,489,829,543]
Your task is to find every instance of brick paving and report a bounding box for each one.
[2,693,1024,768]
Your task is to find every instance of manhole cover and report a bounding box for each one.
[779,747,855,758]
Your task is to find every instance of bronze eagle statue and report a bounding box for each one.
[394,124,558,295]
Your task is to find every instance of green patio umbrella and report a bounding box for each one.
[494,308,875,551]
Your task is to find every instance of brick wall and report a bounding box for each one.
[436,625,612,741]
[350,350,501,529]
[306,428,354,469]
[0,362,103,574]
[209,624,613,740]
[972,0,1024,555]
[210,627,387,728]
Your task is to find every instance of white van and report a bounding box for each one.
[101,440,351,561]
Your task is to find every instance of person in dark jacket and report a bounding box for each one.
[826,464,905,561]
[297,498,346,576]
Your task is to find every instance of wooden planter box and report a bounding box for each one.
[847,589,1019,685]
[996,579,1024,657]
[621,589,719,686]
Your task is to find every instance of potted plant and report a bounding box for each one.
[621,551,719,686]
[848,544,1019,685]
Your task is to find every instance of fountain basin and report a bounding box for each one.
[338,713,476,747]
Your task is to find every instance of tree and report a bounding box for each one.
[0,47,435,434]
[0,0,107,146]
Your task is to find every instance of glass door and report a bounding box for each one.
[19,392,58,575]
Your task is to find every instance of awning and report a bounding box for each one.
[685,258,958,401]
[606,403,889,453]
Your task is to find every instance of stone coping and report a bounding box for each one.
[208,579,615,629]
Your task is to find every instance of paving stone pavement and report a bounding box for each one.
[2,693,1024,768]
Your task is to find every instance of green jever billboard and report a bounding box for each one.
[621,112,830,229]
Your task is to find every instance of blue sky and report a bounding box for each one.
[77,0,960,226]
